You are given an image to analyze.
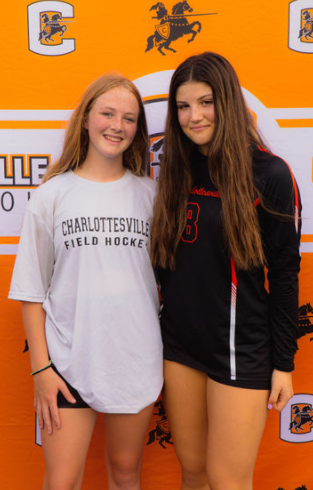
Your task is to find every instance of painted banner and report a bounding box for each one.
[0,1,312,489]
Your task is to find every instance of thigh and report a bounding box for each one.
[42,408,97,490]
[104,403,154,468]
[163,361,208,471]
[206,377,269,489]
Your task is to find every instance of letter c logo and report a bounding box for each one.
[27,1,75,56]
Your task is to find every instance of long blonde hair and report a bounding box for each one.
[151,52,268,270]
[42,73,148,183]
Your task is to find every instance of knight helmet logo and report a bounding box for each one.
[289,0,313,53]
[28,1,75,56]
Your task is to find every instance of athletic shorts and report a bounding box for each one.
[163,352,272,390]
[52,364,90,409]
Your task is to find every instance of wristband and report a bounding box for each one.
[31,360,53,376]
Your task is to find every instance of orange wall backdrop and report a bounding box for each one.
[1,1,313,489]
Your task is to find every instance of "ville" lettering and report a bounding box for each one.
[0,155,50,187]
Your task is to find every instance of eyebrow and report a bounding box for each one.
[99,105,138,116]
[176,93,213,103]
[199,93,213,99]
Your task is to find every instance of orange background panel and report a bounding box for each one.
[0,0,311,108]
[0,1,313,489]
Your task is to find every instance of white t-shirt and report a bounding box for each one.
[9,170,163,413]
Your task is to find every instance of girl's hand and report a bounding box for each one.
[33,368,76,434]
[268,369,294,412]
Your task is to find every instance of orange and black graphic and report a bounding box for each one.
[289,403,313,433]
[298,302,313,339]
[145,1,217,55]
[28,1,75,55]
[39,12,67,44]
[280,393,313,443]
[276,486,308,490]
[148,134,164,181]
[147,400,173,448]
[299,9,313,42]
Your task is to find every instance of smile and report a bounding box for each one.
[104,135,123,142]
[191,125,209,131]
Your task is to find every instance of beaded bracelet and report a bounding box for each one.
[31,360,53,376]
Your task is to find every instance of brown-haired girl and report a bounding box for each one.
[9,73,163,490]
[151,52,301,490]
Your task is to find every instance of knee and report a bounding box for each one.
[44,471,82,490]
[180,458,207,489]
[182,470,207,489]
[207,483,246,490]
[106,455,141,489]
[207,473,252,490]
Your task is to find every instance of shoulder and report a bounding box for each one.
[253,146,293,180]
[129,173,157,196]
[26,172,72,215]
[252,146,298,200]
[32,171,71,194]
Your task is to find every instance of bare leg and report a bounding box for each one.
[163,361,209,490]
[42,408,97,490]
[104,403,154,490]
[206,378,269,490]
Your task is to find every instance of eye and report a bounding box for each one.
[202,99,213,106]
[177,104,189,111]
[102,112,113,118]
[124,116,136,123]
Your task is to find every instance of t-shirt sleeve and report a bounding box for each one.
[259,156,301,372]
[8,201,55,303]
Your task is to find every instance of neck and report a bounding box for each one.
[75,155,126,182]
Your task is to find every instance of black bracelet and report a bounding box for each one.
[31,360,53,376]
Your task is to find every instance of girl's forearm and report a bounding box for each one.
[21,301,50,372]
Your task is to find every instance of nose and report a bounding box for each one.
[110,116,124,132]
[190,105,202,122]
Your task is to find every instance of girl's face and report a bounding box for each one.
[85,87,139,165]
[176,81,215,155]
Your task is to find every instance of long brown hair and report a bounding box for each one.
[42,73,148,183]
[151,52,268,270]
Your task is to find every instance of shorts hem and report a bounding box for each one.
[164,355,271,390]
[52,364,91,409]
[208,373,271,390]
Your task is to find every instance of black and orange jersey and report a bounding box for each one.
[159,146,301,389]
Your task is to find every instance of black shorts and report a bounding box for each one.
[52,364,90,409]
[164,352,272,390]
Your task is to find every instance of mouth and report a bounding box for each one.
[191,125,209,132]
[104,134,123,143]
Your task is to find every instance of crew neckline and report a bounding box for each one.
[68,168,132,190]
